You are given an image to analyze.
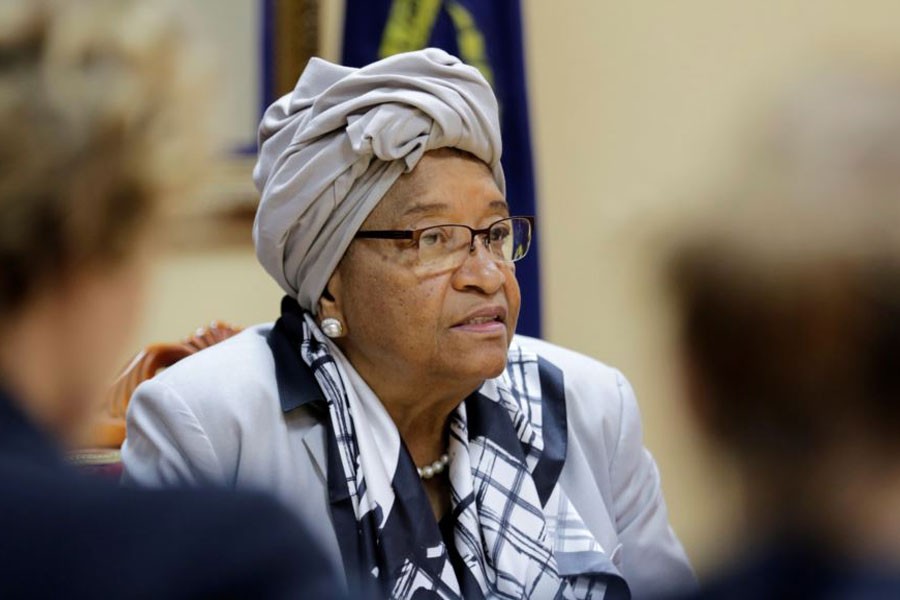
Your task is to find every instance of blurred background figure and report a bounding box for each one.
[0,0,342,597]
[663,69,900,599]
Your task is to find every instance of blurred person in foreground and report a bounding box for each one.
[0,1,342,597]
[121,47,696,599]
[666,70,900,600]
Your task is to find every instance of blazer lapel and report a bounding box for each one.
[266,299,330,480]
[300,417,328,484]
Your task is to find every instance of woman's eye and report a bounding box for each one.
[419,230,445,247]
[490,225,511,241]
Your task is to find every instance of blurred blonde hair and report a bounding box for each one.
[0,0,210,317]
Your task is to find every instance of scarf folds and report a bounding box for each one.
[297,313,618,599]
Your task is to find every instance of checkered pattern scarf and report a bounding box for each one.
[299,314,611,599]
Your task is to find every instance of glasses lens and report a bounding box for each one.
[416,225,470,268]
[415,218,532,271]
[492,217,532,262]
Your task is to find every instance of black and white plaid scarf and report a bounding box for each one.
[298,313,618,599]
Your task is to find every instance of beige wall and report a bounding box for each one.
[140,0,900,576]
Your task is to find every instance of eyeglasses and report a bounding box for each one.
[354,216,534,272]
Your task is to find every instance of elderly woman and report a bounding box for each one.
[122,49,694,599]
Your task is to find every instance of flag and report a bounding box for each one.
[343,0,542,338]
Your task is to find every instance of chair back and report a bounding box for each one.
[89,321,242,448]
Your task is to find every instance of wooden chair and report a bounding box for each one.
[70,322,242,474]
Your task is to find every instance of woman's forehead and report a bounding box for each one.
[370,152,505,226]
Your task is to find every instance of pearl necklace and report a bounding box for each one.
[417,453,450,479]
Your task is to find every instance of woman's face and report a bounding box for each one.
[323,149,521,396]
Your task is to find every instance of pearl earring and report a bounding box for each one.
[321,317,344,338]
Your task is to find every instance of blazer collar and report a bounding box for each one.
[268,296,327,414]
[267,297,331,480]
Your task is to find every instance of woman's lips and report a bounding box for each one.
[451,306,507,334]
[452,319,506,334]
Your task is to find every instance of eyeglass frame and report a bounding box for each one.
[353,216,535,264]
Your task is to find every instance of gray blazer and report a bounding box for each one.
[121,325,695,598]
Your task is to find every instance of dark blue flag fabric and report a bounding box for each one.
[342,0,542,337]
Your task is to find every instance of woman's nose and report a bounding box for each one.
[452,240,506,294]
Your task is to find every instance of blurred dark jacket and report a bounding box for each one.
[0,387,346,599]
[672,540,900,600]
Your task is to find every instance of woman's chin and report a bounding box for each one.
[442,347,509,383]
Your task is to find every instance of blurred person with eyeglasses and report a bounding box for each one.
[0,0,345,598]
[121,49,696,600]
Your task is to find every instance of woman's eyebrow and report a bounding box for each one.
[401,202,450,218]
[488,200,510,213]
[398,199,510,221]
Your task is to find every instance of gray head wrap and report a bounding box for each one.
[252,48,505,312]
